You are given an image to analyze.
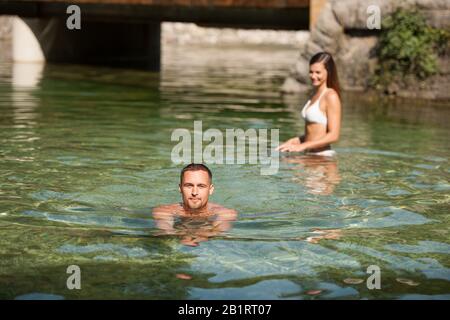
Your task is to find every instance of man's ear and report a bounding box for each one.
[178,184,182,193]
[209,184,214,195]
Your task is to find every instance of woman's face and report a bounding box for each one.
[309,62,328,87]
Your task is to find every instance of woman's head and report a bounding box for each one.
[309,52,340,97]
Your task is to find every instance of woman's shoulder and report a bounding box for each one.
[322,89,341,114]
[324,88,341,105]
[324,88,339,99]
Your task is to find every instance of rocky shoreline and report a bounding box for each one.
[281,0,450,100]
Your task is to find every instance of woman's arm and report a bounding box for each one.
[290,91,341,152]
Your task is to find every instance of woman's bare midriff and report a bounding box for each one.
[302,122,331,153]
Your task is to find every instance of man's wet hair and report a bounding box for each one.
[180,163,212,184]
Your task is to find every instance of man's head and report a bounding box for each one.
[179,163,214,211]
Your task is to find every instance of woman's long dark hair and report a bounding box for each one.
[309,52,341,98]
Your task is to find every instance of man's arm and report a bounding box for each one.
[152,205,176,235]
[209,204,238,232]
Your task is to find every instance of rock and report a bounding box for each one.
[343,278,364,284]
[337,35,378,90]
[415,0,450,10]
[421,9,450,28]
[176,273,192,280]
[306,290,322,295]
[283,0,450,100]
[315,2,343,38]
[281,76,310,94]
[304,40,324,58]
[332,0,449,30]
[310,28,339,53]
[437,57,450,75]
[332,0,394,30]
[0,16,13,39]
[294,58,311,83]
[161,22,309,46]
[386,82,400,95]
[0,16,13,62]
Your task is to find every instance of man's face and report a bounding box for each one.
[179,170,214,211]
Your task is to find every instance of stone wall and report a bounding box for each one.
[162,22,308,47]
[0,16,13,62]
[281,0,450,100]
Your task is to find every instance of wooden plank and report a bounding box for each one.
[309,0,326,29]
[1,0,310,30]
[8,0,309,8]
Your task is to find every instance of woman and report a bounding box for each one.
[277,52,342,156]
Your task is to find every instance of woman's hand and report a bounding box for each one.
[276,137,306,152]
[278,143,306,153]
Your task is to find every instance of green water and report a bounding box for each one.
[0,44,449,300]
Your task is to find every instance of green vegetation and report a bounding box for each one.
[373,8,449,88]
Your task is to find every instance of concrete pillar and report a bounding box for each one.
[310,0,328,30]
[14,17,161,71]
[12,17,45,62]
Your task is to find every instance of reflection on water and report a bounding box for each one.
[305,228,343,244]
[1,63,43,166]
[283,155,341,195]
[152,205,238,247]
[12,62,43,88]
[0,43,449,299]
[174,216,236,247]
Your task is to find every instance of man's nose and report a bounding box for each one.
[191,186,198,196]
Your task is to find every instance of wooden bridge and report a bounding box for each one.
[0,0,328,69]
[0,0,327,29]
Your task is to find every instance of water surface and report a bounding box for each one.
[0,43,449,299]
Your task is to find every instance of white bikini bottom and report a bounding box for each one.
[306,149,337,157]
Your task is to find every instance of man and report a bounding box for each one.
[152,163,237,246]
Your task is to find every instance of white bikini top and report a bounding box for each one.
[301,88,328,125]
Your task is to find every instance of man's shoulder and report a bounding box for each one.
[152,204,174,211]
[152,203,182,217]
[209,203,238,219]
